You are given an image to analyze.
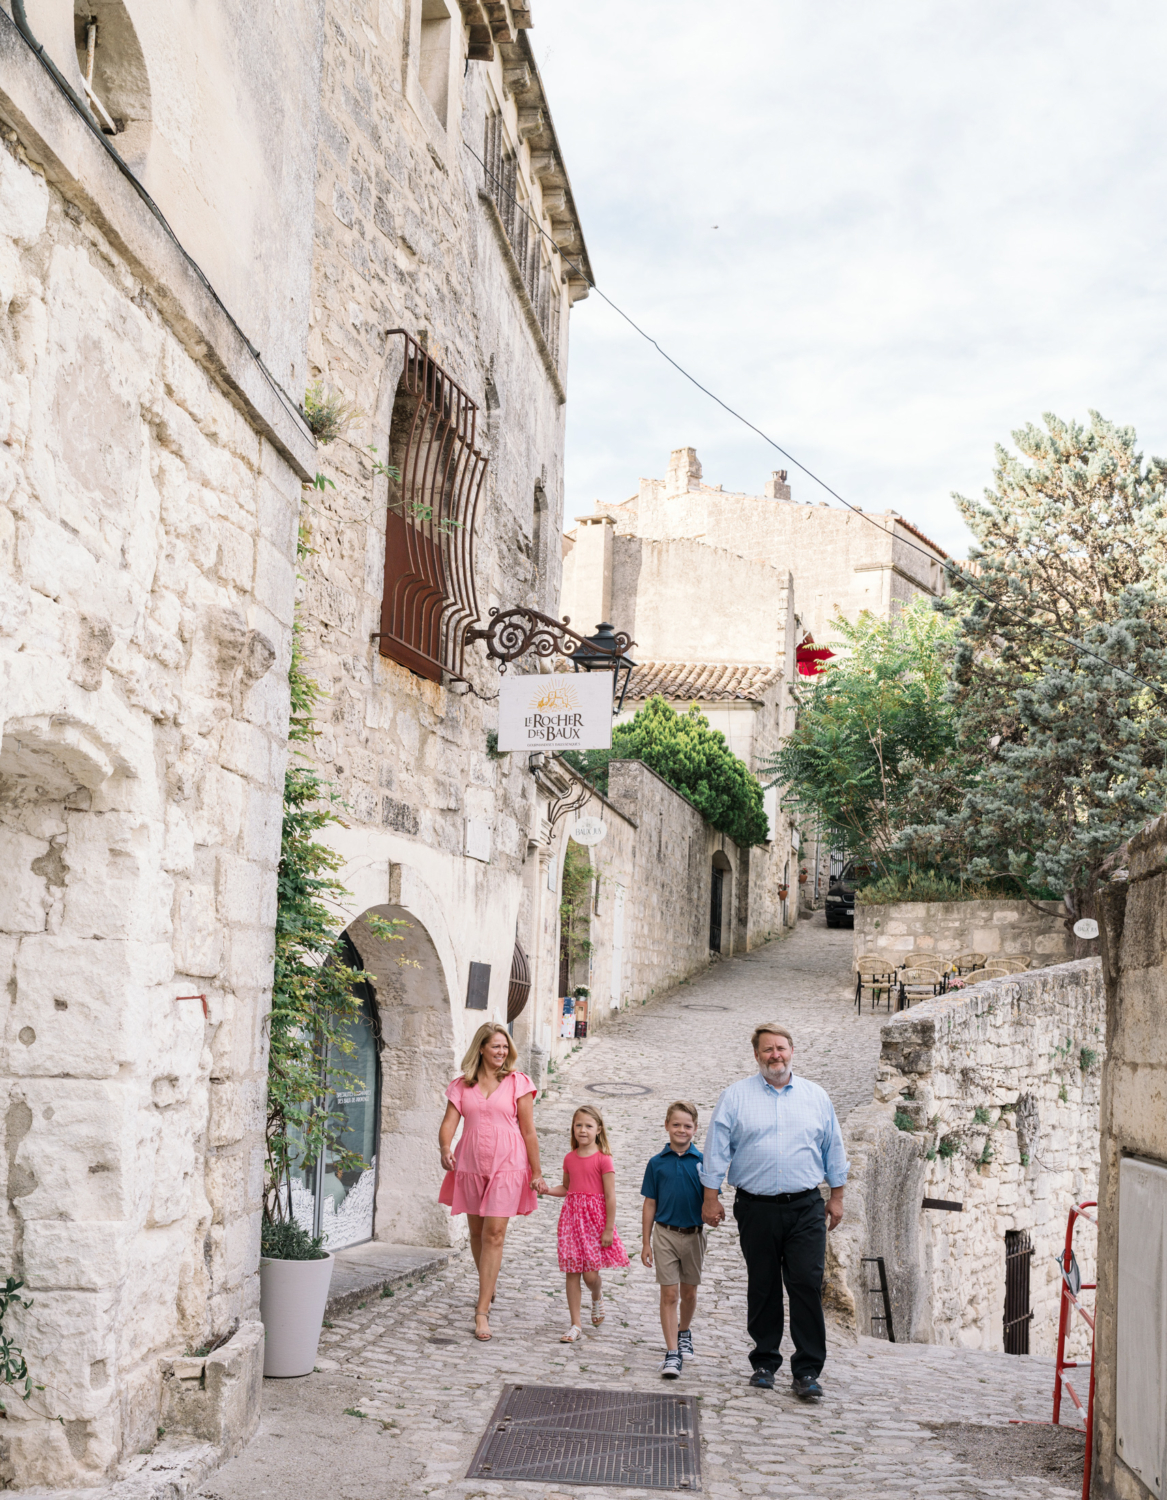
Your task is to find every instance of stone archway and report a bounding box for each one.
[346,904,458,1247]
[711,849,734,955]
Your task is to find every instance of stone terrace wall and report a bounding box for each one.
[854,897,1072,967]
[1092,816,1167,1500]
[829,960,1104,1357]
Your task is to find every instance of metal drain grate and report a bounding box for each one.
[585,1082,654,1097]
[467,1384,700,1490]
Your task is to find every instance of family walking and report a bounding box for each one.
[437,1019,848,1396]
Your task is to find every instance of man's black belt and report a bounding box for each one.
[657,1222,702,1235]
[734,1186,820,1204]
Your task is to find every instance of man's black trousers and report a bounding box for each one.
[732,1188,826,1379]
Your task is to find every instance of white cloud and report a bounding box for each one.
[537,0,1167,555]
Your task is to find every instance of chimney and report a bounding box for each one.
[565,515,614,628]
[764,470,791,501]
[666,447,703,495]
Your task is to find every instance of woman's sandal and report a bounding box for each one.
[559,1324,582,1343]
[474,1312,492,1342]
[591,1296,606,1326]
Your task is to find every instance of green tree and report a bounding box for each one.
[898,412,1167,915]
[762,597,962,867]
[566,696,769,847]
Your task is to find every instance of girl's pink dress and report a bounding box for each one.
[438,1071,539,1218]
[556,1150,630,1273]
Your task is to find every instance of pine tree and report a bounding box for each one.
[897,413,1167,915]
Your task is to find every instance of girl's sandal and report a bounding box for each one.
[474,1313,492,1342]
[591,1296,606,1326]
[559,1324,582,1343]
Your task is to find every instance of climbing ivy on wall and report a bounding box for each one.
[266,522,409,1222]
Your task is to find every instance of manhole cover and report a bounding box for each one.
[682,1004,728,1012]
[585,1082,654,1098]
[467,1384,700,1489]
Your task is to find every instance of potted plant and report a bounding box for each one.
[778,884,789,901]
[259,1220,334,1378]
[798,865,809,884]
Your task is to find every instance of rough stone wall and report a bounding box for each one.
[296,0,591,1240]
[582,447,946,644]
[0,140,301,1485]
[830,961,1104,1358]
[854,897,1073,967]
[1092,816,1167,1500]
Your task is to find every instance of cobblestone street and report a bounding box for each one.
[202,917,1082,1500]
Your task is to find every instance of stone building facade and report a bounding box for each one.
[560,447,949,910]
[0,2,320,1488]
[831,961,1104,1359]
[292,0,595,1257]
[1093,816,1167,1500]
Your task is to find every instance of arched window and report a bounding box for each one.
[73,2,152,169]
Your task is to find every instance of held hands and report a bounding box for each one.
[531,1175,550,1196]
[701,1188,725,1228]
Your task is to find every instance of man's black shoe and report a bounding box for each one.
[792,1375,823,1399]
[748,1369,776,1390]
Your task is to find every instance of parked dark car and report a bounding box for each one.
[824,859,878,928]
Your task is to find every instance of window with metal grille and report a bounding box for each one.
[483,107,561,365]
[376,332,486,683]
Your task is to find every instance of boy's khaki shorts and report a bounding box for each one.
[652,1223,706,1286]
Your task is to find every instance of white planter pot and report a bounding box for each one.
[259,1253,335,1378]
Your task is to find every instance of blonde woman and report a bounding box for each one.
[438,1022,547,1341]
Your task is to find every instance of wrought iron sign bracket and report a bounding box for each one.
[465,607,632,672]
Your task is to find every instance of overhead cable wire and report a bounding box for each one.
[7,2,313,445]
[466,140,1167,707]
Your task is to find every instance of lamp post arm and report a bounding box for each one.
[465,607,633,669]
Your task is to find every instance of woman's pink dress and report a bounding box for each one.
[438,1071,539,1218]
[556,1150,631,1273]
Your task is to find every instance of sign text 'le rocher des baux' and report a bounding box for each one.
[497,673,614,753]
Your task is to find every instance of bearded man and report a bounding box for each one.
[700,1023,847,1398]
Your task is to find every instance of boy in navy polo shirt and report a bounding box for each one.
[641,1100,706,1379]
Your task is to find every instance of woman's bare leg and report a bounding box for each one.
[475,1216,508,1325]
[467,1214,484,1276]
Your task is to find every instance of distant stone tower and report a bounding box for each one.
[666,446,703,494]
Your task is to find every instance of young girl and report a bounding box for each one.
[543,1104,630,1342]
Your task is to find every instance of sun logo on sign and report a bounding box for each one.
[532,680,578,712]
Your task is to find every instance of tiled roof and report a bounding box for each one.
[625,661,781,703]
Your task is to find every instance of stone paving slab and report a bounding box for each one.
[326,1241,455,1317]
[202,915,1083,1498]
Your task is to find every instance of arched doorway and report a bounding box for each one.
[710,850,733,954]
[345,904,457,1246]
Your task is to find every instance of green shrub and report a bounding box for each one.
[855,871,1008,905]
[938,1135,960,1159]
[302,381,361,444]
[893,1109,916,1133]
[565,696,769,847]
[1080,1047,1099,1072]
[261,1219,327,1261]
[973,1106,991,1126]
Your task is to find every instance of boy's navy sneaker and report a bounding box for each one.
[677,1329,694,1358]
[792,1375,823,1399]
[748,1368,775,1390]
[660,1351,683,1379]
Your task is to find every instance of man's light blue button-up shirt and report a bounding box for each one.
[698,1072,849,1195]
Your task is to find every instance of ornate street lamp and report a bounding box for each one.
[567,621,637,714]
[465,607,636,711]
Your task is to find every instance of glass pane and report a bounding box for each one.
[319,994,379,1251]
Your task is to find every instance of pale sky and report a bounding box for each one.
[536,2,1167,558]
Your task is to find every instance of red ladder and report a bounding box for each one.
[1053,1200,1097,1500]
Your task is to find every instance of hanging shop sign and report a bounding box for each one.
[497,673,614,752]
[570,816,607,846]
